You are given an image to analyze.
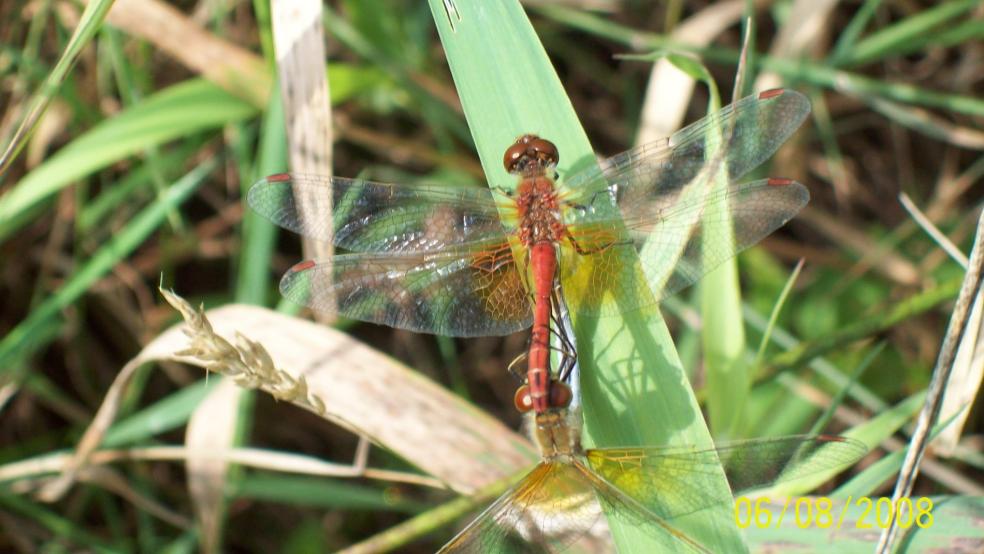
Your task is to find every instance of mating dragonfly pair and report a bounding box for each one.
[248,88,866,552]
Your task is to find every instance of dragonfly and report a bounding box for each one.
[248,88,811,412]
[439,380,867,553]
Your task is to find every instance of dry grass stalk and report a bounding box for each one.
[163,288,327,416]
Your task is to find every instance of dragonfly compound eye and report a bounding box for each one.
[504,134,560,174]
[549,381,573,409]
[513,384,534,413]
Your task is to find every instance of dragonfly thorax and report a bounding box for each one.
[515,176,565,245]
[533,409,583,461]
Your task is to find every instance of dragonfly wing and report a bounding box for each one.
[585,435,866,521]
[556,240,658,320]
[560,178,808,316]
[438,462,610,554]
[558,89,811,318]
[562,88,810,199]
[630,178,808,305]
[571,460,712,553]
[585,445,732,524]
[281,245,532,337]
[713,434,868,493]
[247,174,511,252]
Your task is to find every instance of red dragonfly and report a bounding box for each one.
[248,88,811,411]
[439,381,867,553]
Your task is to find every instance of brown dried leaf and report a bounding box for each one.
[102,0,270,106]
[40,290,535,503]
[271,0,337,317]
[937,290,984,455]
[186,380,241,554]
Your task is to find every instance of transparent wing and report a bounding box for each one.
[572,460,712,553]
[438,460,711,554]
[559,178,808,316]
[556,88,810,317]
[437,462,608,554]
[247,173,511,252]
[281,244,532,337]
[561,88,810,199]
[585,435,866,521]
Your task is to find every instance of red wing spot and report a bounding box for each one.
[268,173,291,182]
[758,88,785,99]
[291,260,318,271]
[816,434,846,442]
[767,177,794,187]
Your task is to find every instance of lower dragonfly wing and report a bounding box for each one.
[559,178,808,317]
[281,245,532,337]
[438,460,712,554]
[556,239,659,320]
[438,462,609,554]
[714,434,868,492]
[573,460,712,554]
[585,435,866,521]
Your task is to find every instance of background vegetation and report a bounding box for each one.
[0,0,981,552]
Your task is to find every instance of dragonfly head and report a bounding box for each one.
[514,381,572,414]
[504,134,559,177]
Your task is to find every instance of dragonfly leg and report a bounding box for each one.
[565,187,618,213]
[506,351,528,381]
[554,337,577,383]
[490,185,514,197]
[564,228,631,256]
[518,250,534,303]
[507,327,573,384]
[549,286,578,384]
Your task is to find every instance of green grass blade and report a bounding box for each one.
[0,0,115,175]
[158,532,199,554]
[836,402,957,499]
[103,380,212,447]
[702,253,749,440]
[898,19,984,58]
[322,7,470,143]
[0,491,120,552]
[806,342,884,437]
[0,161,216,374]
[752,260,804,367]
[0,79,256,243]
[339,473,519,553]
[828,0,885,63]
[759,392,924,500]
[833,0,981,67]
[76,142,203,233]
[629,46,751,440]
[693,69,747,442]
[760,278,962,381]
[236,87,287,304]
[428,1,738,551]
[632,48,750,439]
[739,303,887,412]
[537,8,984,119]
[232,473,427,513]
